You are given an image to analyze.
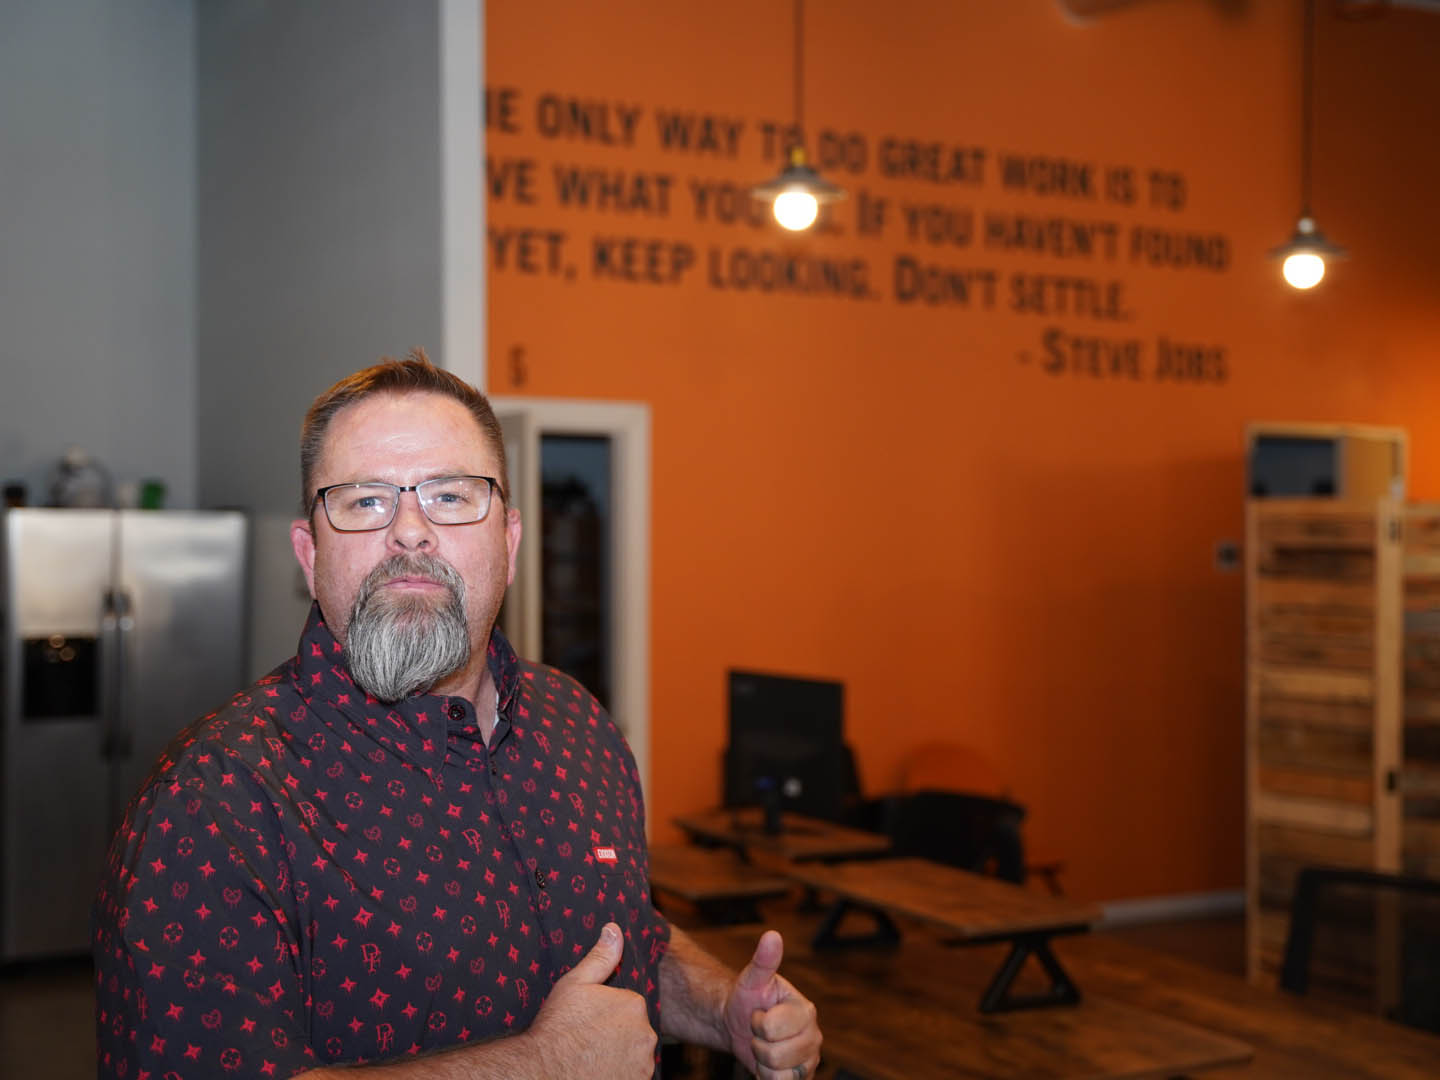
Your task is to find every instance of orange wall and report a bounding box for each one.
[485,1,1440,901]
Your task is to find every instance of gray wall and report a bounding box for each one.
[0,1,448,672]
[195,0,445,671]
[0,0,197,508]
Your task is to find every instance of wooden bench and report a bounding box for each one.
[785,857,1102,1012]
[673,807,892,863]
[647,844,793,924]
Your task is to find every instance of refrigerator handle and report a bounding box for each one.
[99,589,134,760]
[113,588,134,759]
[100,590,119,759]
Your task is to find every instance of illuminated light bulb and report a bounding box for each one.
[1282,251,1326,290]
[773,190,820,231]
[1270,215,1342,290]
[752,145,843,233]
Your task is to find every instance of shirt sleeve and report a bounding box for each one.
[94,767,315,1078]
[600,704,673,973]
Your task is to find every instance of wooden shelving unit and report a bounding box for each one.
[1400,509,1440,881]
[1245,497,1440,996]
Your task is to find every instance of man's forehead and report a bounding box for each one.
[318,391,499,476]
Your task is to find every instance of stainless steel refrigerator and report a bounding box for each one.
[1,508,248,960]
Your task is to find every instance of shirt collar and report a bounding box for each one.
[292,603,523,773]
[486,619,522,715]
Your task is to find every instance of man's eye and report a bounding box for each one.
[351,493,390,512]
[428,482,474,505]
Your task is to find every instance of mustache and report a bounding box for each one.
[357,552,464,600]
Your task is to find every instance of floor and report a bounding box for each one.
[0,917,1246,1080]
[0,956,94,1080]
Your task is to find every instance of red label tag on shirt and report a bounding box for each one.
[593,846,619,866]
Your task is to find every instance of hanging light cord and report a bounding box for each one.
[1300,0,1315,217]
[793,0,804,146]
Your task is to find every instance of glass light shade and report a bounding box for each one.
[773,190,820,231]
[1282,251,1326,290]
[752,146,844,233]
[1269,215,1344,291]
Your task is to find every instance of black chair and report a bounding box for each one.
[861,789,1027,884]
[1280,866,1440,1035]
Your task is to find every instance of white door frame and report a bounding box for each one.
[489,397,651,810]
[439,0,484,389]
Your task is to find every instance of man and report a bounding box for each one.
[93,352,822,1078]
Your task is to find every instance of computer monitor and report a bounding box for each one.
[724,669,849,824]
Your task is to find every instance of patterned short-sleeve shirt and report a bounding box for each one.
[93,605,668,1077]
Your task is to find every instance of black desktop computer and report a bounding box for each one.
[724,669,851,829]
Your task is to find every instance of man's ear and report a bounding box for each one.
[504,505,522,587]
[290,518,318,598]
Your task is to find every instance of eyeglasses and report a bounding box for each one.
[313,475,500,532]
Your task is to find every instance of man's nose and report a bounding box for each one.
[387,490,436,550]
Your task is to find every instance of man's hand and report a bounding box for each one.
[723,931,822,1079]
[523,922,656,1079]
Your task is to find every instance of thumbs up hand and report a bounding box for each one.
[524,922,657,1079]
[723,930,822,1079]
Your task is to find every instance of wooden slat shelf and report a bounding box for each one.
[1255,667,1373,702]
[1246,493,1439,994]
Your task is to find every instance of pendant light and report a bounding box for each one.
[752,0,844,231]
[1271,0,1345,289]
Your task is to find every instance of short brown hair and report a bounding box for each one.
[299,348,508,513]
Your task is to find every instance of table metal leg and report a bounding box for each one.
[977,932,1081,1013]
[810,898,902,950]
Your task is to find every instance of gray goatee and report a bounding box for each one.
[344,552,470,703]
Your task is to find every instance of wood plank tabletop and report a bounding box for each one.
[673,807,892,861]
[1056,933,1440,1079]
[785,856,1103,939]
[687,914,1253,1080]
[647,844,793,903]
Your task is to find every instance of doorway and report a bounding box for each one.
[491,397,651,805]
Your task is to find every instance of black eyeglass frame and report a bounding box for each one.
[311,475,502,532]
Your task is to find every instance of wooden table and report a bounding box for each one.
[647,844,793,924]
[688,913,1254,1080]
[1056,934,1440,1079]
[787,857,1102,1012]
[673,807,892,862]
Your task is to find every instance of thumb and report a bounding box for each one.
[735,929,783,993]
[563,922,624,985]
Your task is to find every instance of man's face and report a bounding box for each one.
[290,391,521,681]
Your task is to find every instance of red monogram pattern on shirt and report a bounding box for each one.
[93,607,668,1077]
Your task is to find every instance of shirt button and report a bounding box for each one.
[534,867,547,890]
[447,703,465,722]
